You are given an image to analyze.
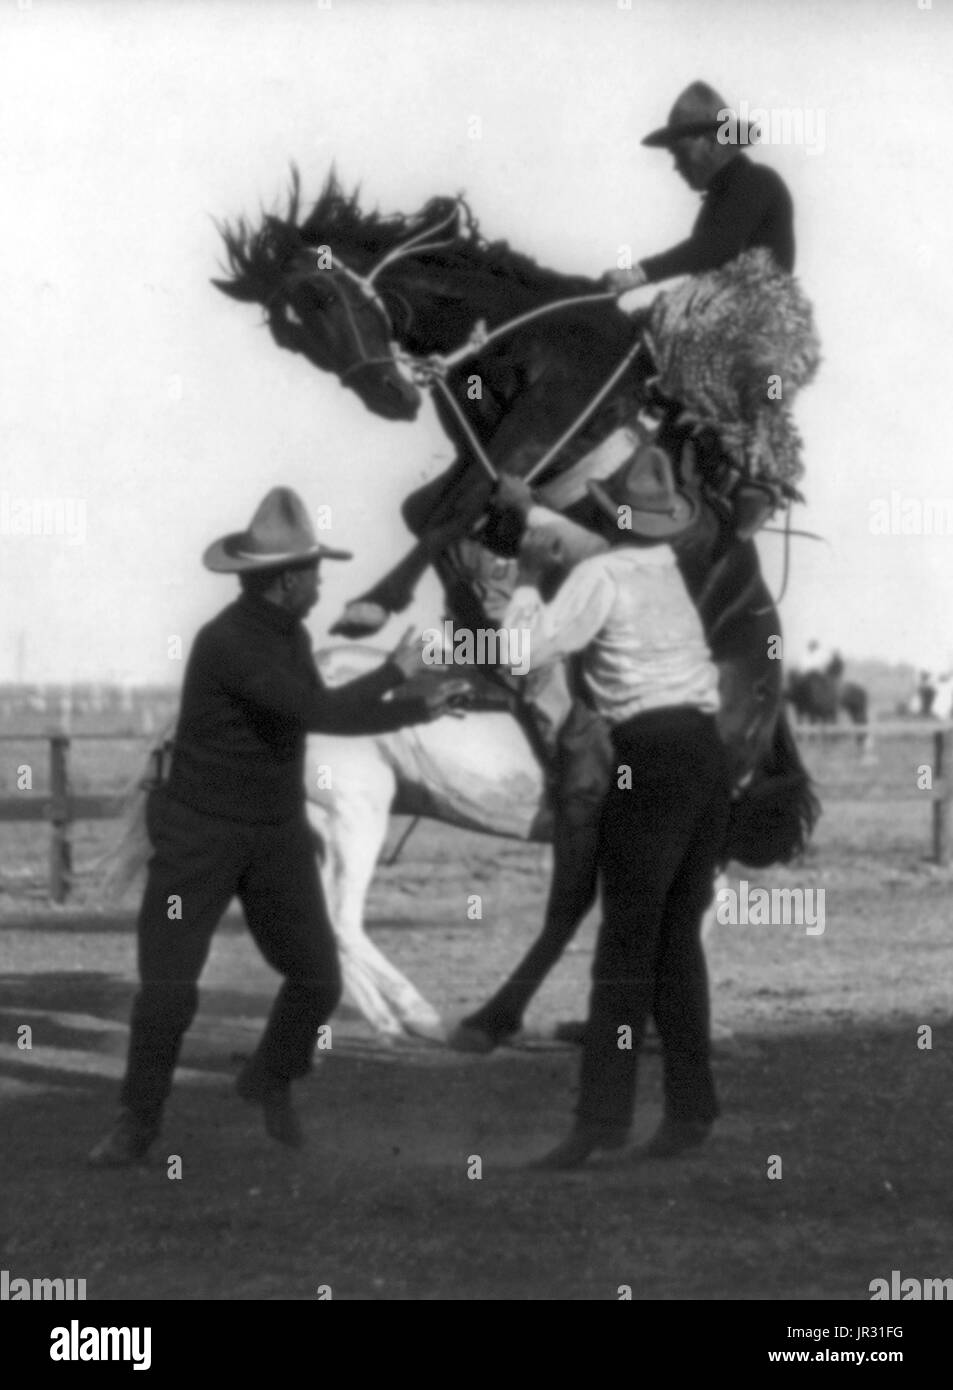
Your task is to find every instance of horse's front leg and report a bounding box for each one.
[330,525,465,639]
[331,463,493,638]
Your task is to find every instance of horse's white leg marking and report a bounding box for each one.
[306,741,402,1037]
[306,735,444,1039]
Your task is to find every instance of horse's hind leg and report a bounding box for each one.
[453,805,600,1049]
[311,747,444,1041]
[331,461,488,636]
[309,752,404,1038]
[450,703,610,1050]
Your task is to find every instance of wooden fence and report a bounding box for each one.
[0,731,142,903]
[0,722,951,902]
[781,721,951,866]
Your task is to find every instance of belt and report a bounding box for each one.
[611,705,715,742]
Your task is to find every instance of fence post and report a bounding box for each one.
[932,729,950,867]
[48,733,72,903]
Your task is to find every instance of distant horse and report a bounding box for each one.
[785,667,869,727]
[785,663,870,756]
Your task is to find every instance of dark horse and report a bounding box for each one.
[786,660,868,727]
[214,173,819,1041]
[786,659,870,753]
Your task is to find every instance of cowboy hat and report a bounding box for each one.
[587,443,698,540]
[642,81,741,148]
[203,486,352,573]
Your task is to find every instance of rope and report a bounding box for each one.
[437,291,619,372]
[363,202,464,284]
[776,502,794,607]
[420,328,644,496]
[382,815,421,866]
[754,504,798,616]
[759,524,825,542]
[522,337,644,486]
[430,376,499,481]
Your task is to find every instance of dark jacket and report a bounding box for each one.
[165,592,427,823]
[641,153,795,283]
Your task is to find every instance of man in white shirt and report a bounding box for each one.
[499,445,731,1169]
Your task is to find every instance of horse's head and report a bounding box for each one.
[213,213,422,422]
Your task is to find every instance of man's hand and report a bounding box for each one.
[492,473,536,518]
[421,677,474,720]
[389,626,434,680]
[602,265,648,294]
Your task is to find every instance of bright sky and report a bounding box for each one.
[2,0,951,683]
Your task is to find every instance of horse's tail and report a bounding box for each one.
[722,708,820,867]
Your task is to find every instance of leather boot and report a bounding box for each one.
[236,1058,304,1148]
[88,1109,159,1168]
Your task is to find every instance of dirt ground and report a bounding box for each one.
[1,733,952,1301]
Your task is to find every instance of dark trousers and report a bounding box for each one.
[120,789,341,1124]
[576,707,731,1132]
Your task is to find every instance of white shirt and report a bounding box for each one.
[502,538,720,727]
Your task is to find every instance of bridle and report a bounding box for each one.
[282,199,467,385]
[278,211,639,487]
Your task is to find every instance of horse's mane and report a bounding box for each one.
[219,167,595,301]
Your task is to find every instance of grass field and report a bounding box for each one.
[1,723,951,1301]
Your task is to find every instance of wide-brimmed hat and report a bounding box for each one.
[642,80,733,148]
[587,444,698,540]
[203,486,352,573]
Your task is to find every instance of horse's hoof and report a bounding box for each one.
[329,601,390,638]
[446,1022,503,1054]
[404,1016,448,1045]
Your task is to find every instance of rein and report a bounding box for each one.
[414,332,644,487]
[326,240,641,485]
[289,196,641,482]
[752,512,827,613]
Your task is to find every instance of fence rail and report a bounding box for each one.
[0,722,951,902]
[0,730,145,903]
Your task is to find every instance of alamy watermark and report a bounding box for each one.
[50,1320,151,1370]
[869,1270,952,1300]
[2,1268,86,1300]
[422,621,530,676]
[716,879,825,935]
[717,102,826,156]
[869,492,953,536]
[0,492,87,545]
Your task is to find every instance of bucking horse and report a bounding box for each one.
[107,173,820,1044]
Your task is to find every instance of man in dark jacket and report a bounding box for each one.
[605,81,798,538]
[90,487,469,1166]
[605,80,795,292]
